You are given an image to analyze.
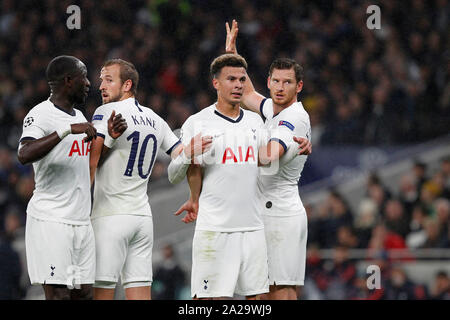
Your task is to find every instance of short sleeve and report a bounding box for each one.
[260,98,274,122]
[271,119,309,161]
[179,117,195,145]
[91,106,109,139]
[160,120,181,155]
[19,109,47,142]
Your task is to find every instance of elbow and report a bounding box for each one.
[167,168,177,184]
[17,151,29,165]
[167,162,182,184]
[168,172,181,185]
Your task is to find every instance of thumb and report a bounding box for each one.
[109,110,116,121]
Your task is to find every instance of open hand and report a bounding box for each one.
[174,199,199,224]
[108,110,127,139]
[225,19,239,54]
[185,133,213,158]
[294,136,312,155]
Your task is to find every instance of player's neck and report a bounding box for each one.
[49,93,74,113]
[216,99,240,119]
[119,92,134,101]
[273,99,297,115]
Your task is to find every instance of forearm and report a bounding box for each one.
[89,136,109,185]
[187,165,202,202]
[168,154,190,184]
[258,141,285,166]
[242,73,265,114]
[168,145,192,184]
[18,132,61,165]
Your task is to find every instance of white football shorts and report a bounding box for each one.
[25,216,95,287]
[91,215,153,287]
[191,229,269,298]
[263,210,308,286]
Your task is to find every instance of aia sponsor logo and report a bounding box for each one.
[222,146,256,164]
[68,140,91,157]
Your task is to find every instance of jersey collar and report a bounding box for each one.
[213,105,243,123]
[49,99,76,116]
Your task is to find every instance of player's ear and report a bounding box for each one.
[212,78,219,90]
[64,75,73,88]
[122,79,132,93]
[267,76,271,90]
[297,80,303,93]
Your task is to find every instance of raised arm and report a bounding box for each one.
[225,20,265,114]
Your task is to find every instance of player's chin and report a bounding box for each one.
[229,96,242,104]
[74,95,87,106]
[273,97,288,105]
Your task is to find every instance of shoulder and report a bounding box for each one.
[97,101,123,112]
[280,101,310,126]
[91,101,124,121]
[261,98,273,108]
[24,100,53,124]
[296,102,311,125]
[27,100,52,115]
[73,108,87,121]
[141,105,167,126]
[243,108,263,124]
[186,105,215,124]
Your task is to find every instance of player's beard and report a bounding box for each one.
[102,90,122,104]
[271,91,296,108]
[72,89,88,108]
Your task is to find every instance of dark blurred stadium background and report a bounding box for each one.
[0,0,449,300]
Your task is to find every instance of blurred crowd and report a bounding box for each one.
[303,156,450,299]
[0,0,449,299]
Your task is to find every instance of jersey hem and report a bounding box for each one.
[235,287,269,296]
[90,212,152,220]
[27,213,91,226]
[262,212,302,217]
[192,291,234,298]
[269,280,304,286]
[195,225,264,232]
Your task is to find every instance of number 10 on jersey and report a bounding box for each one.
[124,131,157,179]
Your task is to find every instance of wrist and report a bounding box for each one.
[104,133,116,148]
[183,146,192,160]
[189,194,199,203]
[56,123,72,140]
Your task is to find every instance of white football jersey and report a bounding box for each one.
[91,98,180,219]
[258,98,311,216]
[19,99,91,225]
[180,104,265,232]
